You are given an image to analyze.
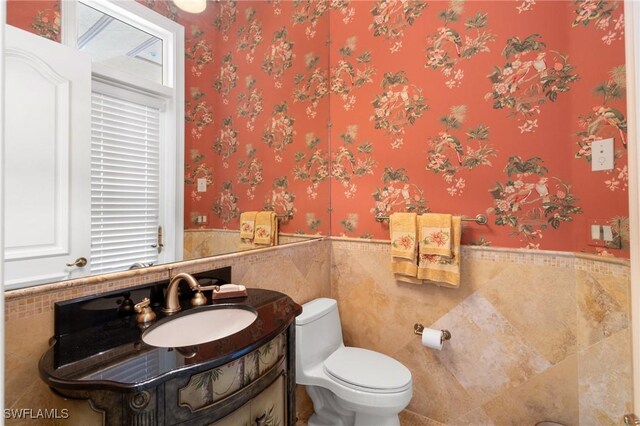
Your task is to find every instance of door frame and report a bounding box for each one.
[61,0,185,266]
[624,0,640,412]
[0,0,6,414]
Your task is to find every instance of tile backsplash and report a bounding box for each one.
[4,238,632,425]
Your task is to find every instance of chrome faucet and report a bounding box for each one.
[163,272,207,313]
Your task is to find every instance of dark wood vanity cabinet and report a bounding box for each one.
[40,285,302,426]
[52,327,295,426]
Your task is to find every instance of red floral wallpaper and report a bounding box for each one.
[177,1,331,235]
[7,0,630,257]
[7,1,60,41]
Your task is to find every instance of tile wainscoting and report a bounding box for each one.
[4,239,330,425]
[183,228,321,260]
[3,238,631,425]
[331,239,632,425]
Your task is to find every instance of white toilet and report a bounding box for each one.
[296,298,413,426]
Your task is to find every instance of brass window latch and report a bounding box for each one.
[151,225,164,254]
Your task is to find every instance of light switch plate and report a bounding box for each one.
[591,138,614,171]
[197,178,207,192]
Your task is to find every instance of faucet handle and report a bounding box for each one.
[191,290,207,306]
[197,278,221,292]
[134,298,156,324]
[190,280,219,306]
[197,284,221,292]
[134,298,150,312]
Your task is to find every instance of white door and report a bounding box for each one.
[3,26,91,289]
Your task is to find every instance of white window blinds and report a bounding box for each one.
[90,89,161,274]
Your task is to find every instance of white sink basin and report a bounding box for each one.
[142,306,257,348]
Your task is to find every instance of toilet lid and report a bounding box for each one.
[323,347,411,391]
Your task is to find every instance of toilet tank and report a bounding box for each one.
[295,298,344,375]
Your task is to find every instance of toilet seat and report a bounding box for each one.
[323,347,412,394]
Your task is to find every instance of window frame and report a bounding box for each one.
[61,0,184,266]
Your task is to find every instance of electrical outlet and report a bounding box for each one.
[587,218,622,249]
[194,215,208,225]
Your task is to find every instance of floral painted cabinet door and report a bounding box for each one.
[210,375,286,426]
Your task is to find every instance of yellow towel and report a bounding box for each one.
[273,214,279,245]
[390,213,418,259]
[417,216,461,287]
[390,212,418,278]
[239,211,258,239]
[395,275,424,285]
[254,211,277,246]
[272,213,279,245]
[419,213,452,257]
[239,240,257,251]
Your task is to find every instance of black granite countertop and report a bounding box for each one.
[39,286,302,394]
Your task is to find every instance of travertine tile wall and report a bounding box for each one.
[183,229,320,260]
[331,239,632,426]
[4,238,632,425]
[4,239,330,425]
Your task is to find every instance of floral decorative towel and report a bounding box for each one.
[417,216,461,288]
[390,212,417,260]
[390,212,418,278]
[419,213,452,257]
[254,211,277,246]
[239,211,258,239]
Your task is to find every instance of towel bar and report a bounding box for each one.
[375,213,488,225]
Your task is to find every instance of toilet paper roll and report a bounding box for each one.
[421,328,444,350]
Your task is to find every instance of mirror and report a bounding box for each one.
[4,0,330,288]
[180,0,331,260]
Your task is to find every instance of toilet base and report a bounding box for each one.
[308,412,400,426]
[354,413,400,426]
[306,385,355,426]
[308,413,351,426]
[305,385,402,426]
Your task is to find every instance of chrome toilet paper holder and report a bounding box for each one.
[414,323,451,343]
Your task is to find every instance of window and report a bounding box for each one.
[76,1,164,84]
[64,0,184,274]
[90,84,163,274]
